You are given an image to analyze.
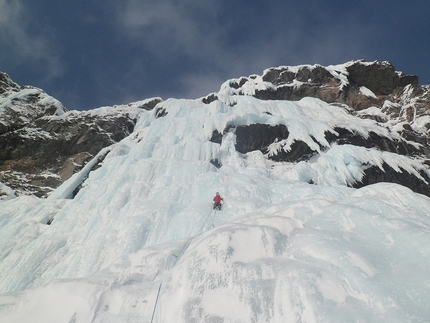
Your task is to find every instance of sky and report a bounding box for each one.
[1,0,429,111]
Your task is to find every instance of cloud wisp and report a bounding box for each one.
[0,0,64,81]
[109,1,380,100]
[1,0,429,110]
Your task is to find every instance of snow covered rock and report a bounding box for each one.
[0,78,162,197]
[203,61,430,196]
[1,60,430,200]
[255,60,423,110]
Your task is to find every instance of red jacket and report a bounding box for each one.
[213,195,223,203]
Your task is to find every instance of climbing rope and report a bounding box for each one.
[149,206,217,322]
[150,281,162,323]
[172,206,215,263]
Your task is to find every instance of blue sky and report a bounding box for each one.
[1,0,429,111]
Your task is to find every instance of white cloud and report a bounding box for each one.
[117,1,222,58]
[0,0,64,81]
[0,0,19,24]
[117,2,372,70]
[109,1,383,102]
[179,73,225,99]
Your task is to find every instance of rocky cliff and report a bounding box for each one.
[1,60,430,198]
[0,72,161,197]
[206,60,430,196]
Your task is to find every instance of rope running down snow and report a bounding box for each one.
[150,281,162,323]
[172,206,216,265]
[150,205,218,322]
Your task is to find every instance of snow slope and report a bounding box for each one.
[1,95,430,322]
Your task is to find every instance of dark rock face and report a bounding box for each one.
[325,127,429,157]
[257,71,342,103]
[0,113,137,197]
[211,119,430,196]
[257,64,344,104]
[202,94,218,104]
[0,76,158,197]
[155,107,168,118]
[1,115,135,166]
[214,122,428,163]
[346,61,418,95]
[233,124,315,162]
[268,140,316,162]
[235,124,289,154]
[256,81,342,103]
[0,72,19,94]
[356,164,430,197]
[255,61,428,113]
[137,98,163,111]
[210,60,430,197]
[263,65,334,86]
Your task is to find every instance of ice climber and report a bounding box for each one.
[213,192,224,210]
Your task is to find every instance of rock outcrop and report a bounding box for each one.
[206,60,430,196]
[0,72,162,197]
[255,60,427,113]
[2,60,430,198]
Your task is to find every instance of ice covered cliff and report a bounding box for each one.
[0,61,430,322]
[2,60,430,198]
